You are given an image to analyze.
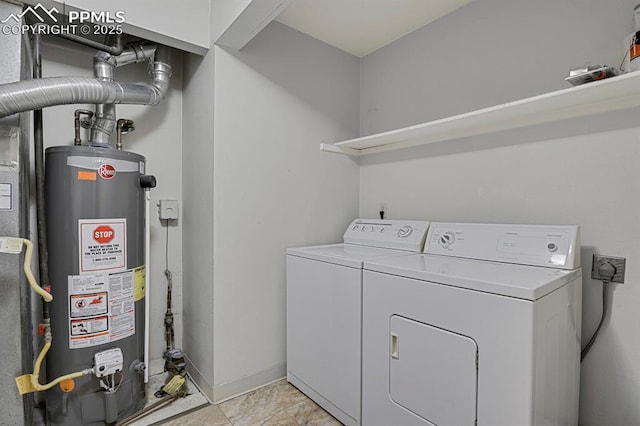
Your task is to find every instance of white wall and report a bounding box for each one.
[360,0,636,136]
[211,0,253,41]
[358,0,640,424]
[210,21,360,400]
[181,48,215,393]
[211,0,292,50]
[41,38,184,366]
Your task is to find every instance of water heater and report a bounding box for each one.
[45,145,153,425]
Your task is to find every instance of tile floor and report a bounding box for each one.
[128,373,209,426]
[32,372,210,426]
[34,374,339,425]
[163,379,342,426]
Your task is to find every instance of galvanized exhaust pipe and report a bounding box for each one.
[0,44,172,125]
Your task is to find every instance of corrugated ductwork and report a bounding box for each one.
[0,59,171,116]
[0,43,171,147]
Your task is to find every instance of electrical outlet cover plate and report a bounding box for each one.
[591,254,626,283]
[159,199,179,220]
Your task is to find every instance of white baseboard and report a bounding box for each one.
[212,363,287,404]
[182,356,286,405]
[184,353,214,403]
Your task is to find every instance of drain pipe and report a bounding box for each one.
[0,44,172,122]
[29,21,123,55]
[144,187,151,383]
[58,33,123,56]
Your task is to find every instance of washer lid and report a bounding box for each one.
[364,254,581,300]
[287,243,408,268]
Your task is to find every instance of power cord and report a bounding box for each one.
[581,262,616,362]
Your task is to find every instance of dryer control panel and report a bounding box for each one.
[344,219,430,252]
[425,222,581,269]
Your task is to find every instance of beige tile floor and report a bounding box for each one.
[129,373,209,426]
[163,379,343,426]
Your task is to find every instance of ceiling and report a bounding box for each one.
[275,0,471,58]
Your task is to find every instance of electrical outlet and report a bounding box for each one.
[379,203,387,220]
[591,254,626,283]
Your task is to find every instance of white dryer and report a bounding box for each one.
[362,222,582,426]
[287,219,431,426]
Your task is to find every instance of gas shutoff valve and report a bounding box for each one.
[93,348,123,378]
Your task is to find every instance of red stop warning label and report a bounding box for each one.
[80,219,126,273]
[93,225,115,244]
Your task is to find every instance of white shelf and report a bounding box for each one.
[321,70,640,156]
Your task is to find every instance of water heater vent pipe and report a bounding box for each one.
[0,68,171,114]
[0,44,171,124]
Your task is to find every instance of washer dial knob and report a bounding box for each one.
[397,226,413,238]
[439,232,455,248]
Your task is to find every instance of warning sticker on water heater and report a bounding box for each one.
[70,316,108,336]
[70,292,108,318]
[68,270,135,349]
[79,219,126,273]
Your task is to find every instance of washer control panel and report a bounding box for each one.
[344,219,430,252]
[425,222,581,269]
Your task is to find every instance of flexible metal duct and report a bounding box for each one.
[0,46,171,119]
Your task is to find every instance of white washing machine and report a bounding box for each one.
[287,219,431,426]
[362,222,582,426]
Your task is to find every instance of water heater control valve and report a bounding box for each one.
[93,348,123,377]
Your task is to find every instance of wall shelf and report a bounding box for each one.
[320,70,640,156]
